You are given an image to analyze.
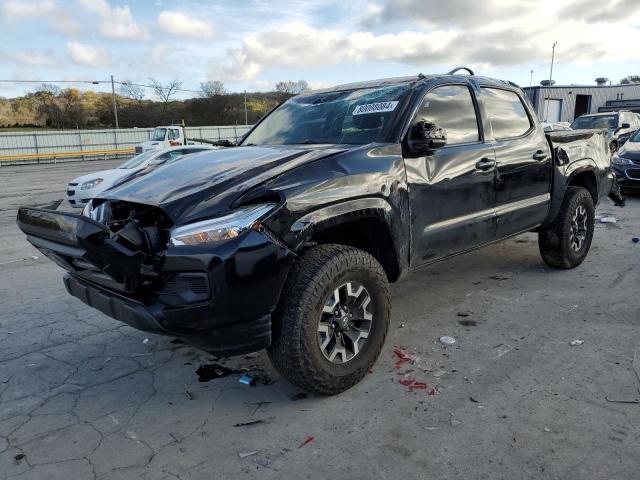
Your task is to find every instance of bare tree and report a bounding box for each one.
[275,80,309,95]
[149,78,182,113]
[119,80,145,101]
[199,80,226,97]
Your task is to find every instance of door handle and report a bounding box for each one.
[533,150,548,161]
[475,158,496,171]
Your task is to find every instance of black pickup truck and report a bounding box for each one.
[17,69,622,394]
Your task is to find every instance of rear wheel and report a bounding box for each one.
[268,244,390,395]
[538,187,595,268]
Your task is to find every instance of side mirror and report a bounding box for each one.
[621,123,631,129]
[408,120,447,154]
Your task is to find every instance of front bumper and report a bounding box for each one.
[67,184,95,208]
[17,207,296,356]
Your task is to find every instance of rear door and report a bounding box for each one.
[404,82,497,266]
[481,87,552,238]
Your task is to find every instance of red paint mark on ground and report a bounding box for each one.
[298,436,315,449]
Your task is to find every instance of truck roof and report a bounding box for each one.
[311,73,519,94]
[576,111,630,117]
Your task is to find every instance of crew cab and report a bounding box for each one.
[17,69,623,395]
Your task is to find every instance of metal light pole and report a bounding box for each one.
[542,41,557,122]
[110,75,119,129]
[244,90,248,125]
[529,70,534,88]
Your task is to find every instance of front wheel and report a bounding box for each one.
[268,244,390,395]
[538,187,595,268]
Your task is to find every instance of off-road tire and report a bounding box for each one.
[538,187,595,269]
[268,244,390,395]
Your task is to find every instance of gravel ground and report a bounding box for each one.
[1,160,639,480]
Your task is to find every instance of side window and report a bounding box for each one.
[414,85,479,145]
[154,152,173,161]
[169,129,181,140]
[481,88,532,140]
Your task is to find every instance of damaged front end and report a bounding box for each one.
[17,200,171,294]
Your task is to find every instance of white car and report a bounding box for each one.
[67,145,213,208]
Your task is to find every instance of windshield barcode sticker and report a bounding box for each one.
[352,101,399,116]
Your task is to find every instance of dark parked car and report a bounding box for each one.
[612,128,640,192]
[17,69,622,394]
[570,110,640,152]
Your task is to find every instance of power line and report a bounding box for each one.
[0,78,202,94]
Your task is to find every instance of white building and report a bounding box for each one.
[523,81,640,123]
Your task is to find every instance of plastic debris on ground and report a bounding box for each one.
[298,436,315,448]
[598,216,617,223]
[239,451,258,459]
[393,347,442,395]
[569,339,585,346]
[233,417,275,428]
[633,237,640,243]
[439,335,456,346]
[239,374,255,385]
[142,338,150,344]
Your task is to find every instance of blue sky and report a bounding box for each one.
[1,0,639,99]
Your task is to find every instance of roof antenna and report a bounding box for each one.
[447,67,474,76]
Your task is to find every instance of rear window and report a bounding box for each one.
[482,88,532,139]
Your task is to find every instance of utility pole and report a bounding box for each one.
[542,41,557,122]
[244,90,248,125]
[529,70,534,88]
[110,75,119,129]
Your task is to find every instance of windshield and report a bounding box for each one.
[151,128,167,141]
[241,84,410,146]
[571,115,617,130]
[118,150,157,169]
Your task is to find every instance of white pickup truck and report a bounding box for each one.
[135,125,186,153]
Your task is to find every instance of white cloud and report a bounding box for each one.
[157,11,214,39]
[1,0,55,19]
[66,42,110,67]
[213,0,640,83]
[77,0,149,41]
[7,50,58,68]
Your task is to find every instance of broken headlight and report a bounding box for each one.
[169,204,276,246]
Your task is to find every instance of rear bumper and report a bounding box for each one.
[63,273,272,356]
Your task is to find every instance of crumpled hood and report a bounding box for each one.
[99,145,349,223]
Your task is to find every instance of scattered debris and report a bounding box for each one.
[298,436,315,449]
[544,427,551,433]
[449,413,461,427]
[399,379,428,392]
[605,397,640,404]
[569,339,585,346]
[399,323,406,328]
[184,385,193,400]
[142,338,150,345]
[489,275,509,281]
[469,396,479,403]
[599,216,617,224]
[427,387,440,396]
[14,453,25,462]
[458,320,477,327]
[239,451,258,459]
[239,374,255,386]
[394,347,416,369]
[439,336,456,346]
[290,392,308,401]
[633,237,640,244]
[196,363,240,382]
[457,312,470,317]
[493,343,514,359]
[233,417,275,428]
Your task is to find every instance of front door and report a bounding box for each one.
[404,83,497,266]
[480,87,552,237]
